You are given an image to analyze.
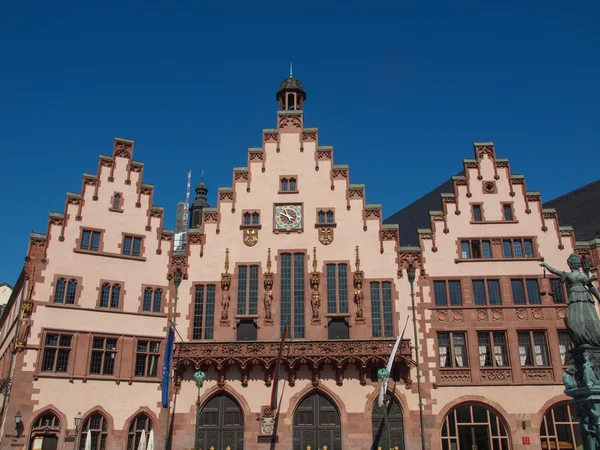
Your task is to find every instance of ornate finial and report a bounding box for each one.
[27,263,36,298]
[224,248,230,274]
[201,169,204,182]
[267,248,272,273]
[290,62,293,78]
[355,246,360,271]
[312,247,317,272]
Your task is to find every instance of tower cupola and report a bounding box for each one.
[189,172,210,229]
[276,66,306,111]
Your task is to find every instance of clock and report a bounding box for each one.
[275,204,303,230]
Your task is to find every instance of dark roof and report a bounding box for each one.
[0,282,13,290]
[543,179,600,242]
[384,172,463,246]
[279,76,304,91]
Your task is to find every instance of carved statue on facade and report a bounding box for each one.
[541,254,600,348]
[221,285,230,321]
[354,246,365,323]
[310,247,321,324]
[264,248,274,326]
[220,249,231,325]
[311,283,320,319]
[260,416,275,436]
[264,288,273,321]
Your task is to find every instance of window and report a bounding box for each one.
[441,404,510,450]
[317,210,335,224]
[540,403,582,450]
[502,238,534,258]
[472,280,502,305]
[142,288,163,313]
[280,252,305,338]
[370,281,394,338]
[243,213,251,225]
[511,279,541,305]
[242,212,260,226]
[550,279,566,304]
[477,332,508,367]
[99,283,121,309]
[192,284,216,340]
[236,265,259,315]
[89,337,118,375]
[79,413,108,450]
[127,414,153,450]
[122,235,142,257]
[113,193,121,210]
[134,341,160,377]
[472,205,482,222]
[236,319,258,341]
[80,230,101,251]
[127,413,154,450]
[326,263,348,314]
[280,177,298,192]
[518,331,549,366]
[32,411,60,430]
[54,278,77,304]
[558,331,572,365]
[433,280,462,306]
[460,240,492,259]
[438,332,468,368]
[503,204,513,221]
[41,333,72,373]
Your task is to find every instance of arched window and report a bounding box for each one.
[281,178,289,192]
[540,402,581,450]
[110,284,120,308]
[326,210,334,224]
[441,403,510,450]
[100,283,111,308]
[243,213,251,225]
[127,413,153,450]
[289,178,297,191]
[79,413,108,450]
[372,394,404,450]
[318,211,325,224]
[153,289,162,313]
[287,93,295,110]
[54,278,66,303]
[251,212,260,225]
[66,279,77,304]
[32,410,60,430]
[143,288,153,311]
[113,194,121,210]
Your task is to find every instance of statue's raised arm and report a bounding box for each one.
[540,262,563,277]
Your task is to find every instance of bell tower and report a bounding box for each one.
[276,65,306,111]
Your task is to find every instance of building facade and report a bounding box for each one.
[0,76,591,450]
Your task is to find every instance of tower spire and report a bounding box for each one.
[289,62,293,78]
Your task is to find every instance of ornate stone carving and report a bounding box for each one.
[234,171,249,182]
[161,232,174,242]
[365,209,381,220]
[114,141,132,159]
[219,191,234,202]
[264,132,278,142]
[491,309,503,321]
[83,176,97,186]
[480,369,512,382]
[332,169,348,180]
[310,247,321,325]
[532,308,543,320]
[187,233,202,245]
[354,246,365,324]
[49,216,64,226]
[381,229,398,242]
[496,161,509,168]
[67,196,81,206]
[476,310,488,321]
[318,227,334,245]
[475,144,494,160]
[100,158,113,168]
[439,369,471,383]
[249,151,264,162]
[516,309,528,320]
[220,249,231,326]
[203,211,218,223]
[140,186,153,196]
[151,209,163,219]
[302,131,317,141]
[556,308,567,320]
[263,248,274,326]
[465,161,479,169]
[278,114,302,129]
[437,310,448,322]
[317,150,332,160]
[348,188,364,199]
[522,368,554,381]
[452,310,463,322]
[243,229,258,247]
[527,194,541,203]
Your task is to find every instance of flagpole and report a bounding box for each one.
[164,269,182,450]
[383,399,390,450]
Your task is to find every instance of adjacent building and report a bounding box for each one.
[0,75,589,450]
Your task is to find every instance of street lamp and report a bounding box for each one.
[14,410,22,437]
[74,412,82,431]
[407,265,426,450]
[193,371,206,450]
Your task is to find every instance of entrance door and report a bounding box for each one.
[458,425,490,450]
[293,392,342,450]
[197,393,244,450]
[29,435,58,450]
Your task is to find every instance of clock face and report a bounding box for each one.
[275,204,302,230]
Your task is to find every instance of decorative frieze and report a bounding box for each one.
[481,369,512,382]
[439,369,472,383]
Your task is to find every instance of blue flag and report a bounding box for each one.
[161,326,175,408]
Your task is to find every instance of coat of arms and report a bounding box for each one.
[243,229,258,247]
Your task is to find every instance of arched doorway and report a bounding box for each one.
[197,393,244,450]
[441,403,510,450]
[127,413,153,450]
[540,402,582,450]
[293,391,342,450]
[372,394,405,450]
[29,411,60,450]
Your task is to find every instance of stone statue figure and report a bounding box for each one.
[581,413,598,450]
[260,416,275,436]
[563,364,578,390]
[541,254,600,347]
[221,285,230,320]
[311,284,320,319]
[194,370,206,389]
[583,353,600,387]
[354,281,364,318]
[264,288,273,320]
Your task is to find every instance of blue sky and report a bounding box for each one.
[1,1,598,284]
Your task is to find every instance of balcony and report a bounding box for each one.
[173,338,414,388]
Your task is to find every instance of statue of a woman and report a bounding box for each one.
[354,281,364,319]
[264,288,273,320]
[541,254,600,348]
[311,284,320,319]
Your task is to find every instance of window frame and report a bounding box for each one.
[88,335,119,376]
[502,203,514,221]
[370,280,394,338]
[557,330,572,366]
[326,262,349,315]
[122,234,144,257]
[472,279,502,306]
[510,278,542,305]
[471,204,483,222]
[460,239,492,259]
[549,278,566,304]
[477,331,509,368]
[78,413,109,450]
[517,330,551,367]
[191,284,217,340]
[134,339,161,378]
[40,332,73,373]
[141,286,164,314]
[236,265,260,316]
[432,280,463,306]
[279,175,299,194]
[127,413,154,450]
[79,229,102,252]
[110,192,124,212]
[97,281,123,310]
[501,238,535,258]
[437,331,469,368]
[279,252,305,339]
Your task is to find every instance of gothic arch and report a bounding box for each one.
[291,388,343,450]
[198,384,252,419]
[77,407,114,450]
[365,388,406,450]
[29,405,66,431]
[197,390,244,450]
[287,383,348,426]
[122,407,159,433]
[28,406,66,450]
[363,385,409,419]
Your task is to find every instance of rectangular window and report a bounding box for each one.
[558,331,571,365]
[326,263,348,314]
[518,331,549,367]
[41,333,72,373]
[236,265,259,315]
[502,241,512,258]
[473,280,502,305]
[134,341,160,377]
[503,204,513,221]
[280,253,305,339]
[525,279,541,305]
[511,279,541,305]
[89,337,118,375]
[477,332,508,367]
[438,332,468,368]
[80,230,101,251]
[511,280,526,305]
[550,279,566,304]
[460,240,492,259]
[473,280,486,305]
[472,205,482,222]
[487,280,502,305]
[502,239,535,258]
[370,281,394,337]
[433,281,462,306]
[192,284,216,340]
[122,235,142,257]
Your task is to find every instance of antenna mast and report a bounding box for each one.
[183,170,192,226]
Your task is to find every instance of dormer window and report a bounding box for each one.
[113,194,121,209]
[317,209,335,225]
[110,192,124,212]
[241,211,261,227]
[472,205,483,222]
[280,176,298,193]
